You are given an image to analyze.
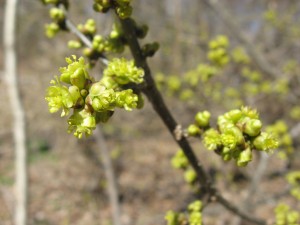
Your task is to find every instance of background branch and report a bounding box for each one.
[201,0,281,79]
[4,0,28,224]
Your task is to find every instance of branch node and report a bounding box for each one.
[173,124,183,141]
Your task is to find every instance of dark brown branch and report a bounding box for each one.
[117,16,268,225]
[118,18,210,189]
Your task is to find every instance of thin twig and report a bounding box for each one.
[59,5,109,66]
[215,193,266,225]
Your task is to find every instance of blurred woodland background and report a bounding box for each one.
[0,0,300,224]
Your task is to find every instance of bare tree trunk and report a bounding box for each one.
[3,0,28,224]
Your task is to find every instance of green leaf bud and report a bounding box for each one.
[136,24,149,39]
[237,147,252,167]
[142,42,160,57]
[195,111,211,128]
[244,119,262,136]
[187,124,201,136]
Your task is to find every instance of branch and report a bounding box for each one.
[117,17,267,225]
[94,127,122,225]
[4,0,28,224]
[201,0,281,79]
[214,193,267,225]
[59,5,109,65]
[118,17,210,189]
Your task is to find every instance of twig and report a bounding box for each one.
[117,16,267,225]
[201,0,281,79]
[94,127,122,225]
[215,193,266,225]
[4,0,28,224]
[246,152,269,203]
[59,5,109,66]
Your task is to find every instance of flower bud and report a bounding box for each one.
[68,85,81,104]
[244,119,262,136]
[237,147,252,167]
[195,111,211,128]
[184,169,197,184]
[49,8,65,21]
[187,124,201,137]
[70,68,86,90]
[68,40,82,49]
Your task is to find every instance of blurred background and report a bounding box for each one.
[0,0,300,224]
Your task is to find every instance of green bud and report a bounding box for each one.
[136,24,149,39]
[253,132,279,151]
[142,42,160,57]
[184,169,197,184]
[136,94,144,109]
[104,58,144,85]
[171,150,188,169]
[45,23,59,38]
[195,111,211,128]
[187,124,201,136]
[70,68,86,89]
[115,89,138,111]
[165,210,179,225]
[49,8,65,21]
[116,5,132,19]
[237,147,252,167]
[244,119,262,136]
[225,109,242,123]
[67,109,96,138]
[91,88,116,112]
[203,128,221,151]
[68,85,81,104]
[68,40,82,49]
